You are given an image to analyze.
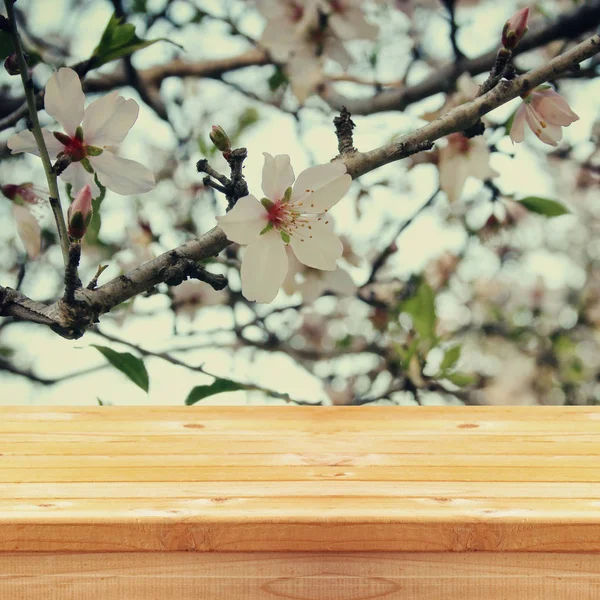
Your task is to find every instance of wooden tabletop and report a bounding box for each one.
[1,406,600,553]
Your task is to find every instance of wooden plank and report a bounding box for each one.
[2,481,600,499]
[2,416,600,433]
[2,552,600,599]
[3,452,600,468]
[1,519,600,552]
[1,407,600,553]
[3,464,600,483]
[2,496,600,520]
[2,405,600,420]
[3,438,600,456]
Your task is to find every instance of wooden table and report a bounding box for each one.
[1,406,600,598]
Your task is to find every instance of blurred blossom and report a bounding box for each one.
[256,0,375,101]
[438,133,498,203]
[10,204,42,259]
[318,0,379,41]
[217,153,351,303]
[340,235,361,267]
[8,68,155,198]
[424,252,460,290]
[171,280,226,320]
[282,246,357,303]
[2,183,47,259]
[509,86,579,147]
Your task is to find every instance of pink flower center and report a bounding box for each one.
[62,136,87,162]
[289,2,304,22]
[330,0,345,13]
[266,200,290,229]
[448,133,470,154]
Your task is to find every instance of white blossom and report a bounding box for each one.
[2,183,47,259]
[438,133,498,203]
[12,204,42,259]
[8,68,155,198]
[256,0,376,102]
[282,241,357,303]
[217,153,352,303]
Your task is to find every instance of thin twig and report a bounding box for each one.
[3,0,70,266]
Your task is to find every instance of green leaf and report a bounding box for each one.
[84,175,106,245]
[518,196,569,217]
[185,378,246,405]
[92,345,149,393]
[440,345,462,371]
[97,397,113,406]
[446,372,475,387]
[90,13,182,69]
[197,135,214,157]
[400,281,437,347]
[0,346,14,358]
[504,108,517,136]
[268,66,288,91]
[394,338,420,370]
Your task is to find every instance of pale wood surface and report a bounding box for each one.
[1,406,600,552]
[2,552,600,599]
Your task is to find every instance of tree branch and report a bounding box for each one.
[1,33,598,339]
[342,34,600,179]
[322,0,600,115]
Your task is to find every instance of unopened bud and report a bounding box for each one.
[1,184,20,200]
[502,7,529,50]
[209,125,231,153]
[4,54,19,76]
[67,184,93,239]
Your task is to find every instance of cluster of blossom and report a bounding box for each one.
[256,0,379,101]
[2,6,584,309]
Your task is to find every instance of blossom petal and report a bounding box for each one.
[509,104,526,143]
[282,246,303,296]
[438,148,469,203]
[297,275,326,304]
[291,161,351,213]
[60,162,99,198]
[535,93,579,127]
[290,221,342,270]
[7,128,64,158]
[89,152,155,195]
[241,230,288,303]
[82,92,140,147]
[325,267,357,296]
[525,105,560,147]
[44,68,85,136]
[216,194,268,245]
[12,204,41,259]
[468,139,499,181]
[328,9,378,41]
[262,153,295,200]
[298,267,356,303]
[287,52,324,103]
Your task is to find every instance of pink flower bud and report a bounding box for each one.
[209,125,231,153]
[4,53,19,76]
[502,7,529,50]
[67,184,93,239]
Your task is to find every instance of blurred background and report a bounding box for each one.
[0,0,598,406]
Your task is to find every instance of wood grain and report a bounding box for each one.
[1,407,600,553]
[2,552,600,599]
